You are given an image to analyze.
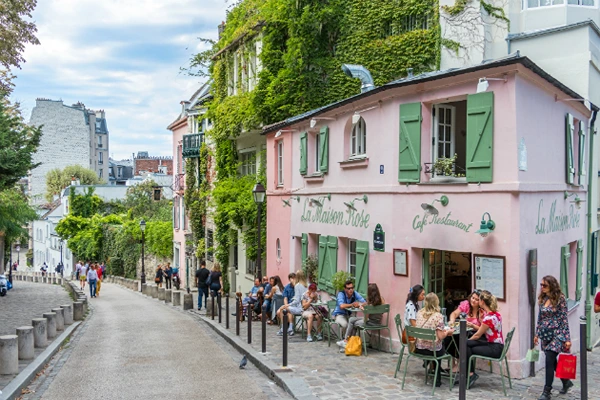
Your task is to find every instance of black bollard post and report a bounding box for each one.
[211,292,215,321]
[262,302,267,353]
[580,316,588,400]
[282,309,288,367]
[226,293,230,329]
[248,302,252,344]
[459,317,467,400]
[218,292,222,324]
[236,298,240,336]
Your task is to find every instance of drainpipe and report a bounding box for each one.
[586,107,598,349]
[341,64,375,93]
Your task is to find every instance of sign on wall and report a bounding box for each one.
[474,254,506,301]
[373,224,385,252]
[535,199,580,235]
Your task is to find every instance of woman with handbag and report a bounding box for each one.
[534,275,572,399]
[209,264,223,298]
[154,265,163,287]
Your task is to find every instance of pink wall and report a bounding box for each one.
[171,119,189,287]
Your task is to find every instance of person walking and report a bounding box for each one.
[79,262,88,290]
[534,275,573,399]
[195,261,210,311]
[96,262,103,297]
[87,264,98,298]
[209,264,223,298]
[155,265,163,288]
[164,263,172,290]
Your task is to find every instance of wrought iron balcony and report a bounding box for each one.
[182,133,204,158]
[424,161,466,178]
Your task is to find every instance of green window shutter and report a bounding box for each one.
[578,122,586,185]
[319,126,329,173]
[325,236,338,293]
[301,233,308,265]
[565,114,575,185]
[355,240,369,296]
[560,245,570,297]
[300,132,307,175]
[576,239,583,301]
[466,92,494,183]
[317,236,328,289]
[398,102,422,183]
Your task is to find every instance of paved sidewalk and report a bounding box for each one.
[191,306,600,399]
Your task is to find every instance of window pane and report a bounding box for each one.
[567,0,577,3]
[527,0,539,6]
[446,108,451,123]
[363,132,366,154]
[438,146,444,159]
[445,143,451,157]
[582,0,593,5]
[439,108,445,124]
[445,126,451,141]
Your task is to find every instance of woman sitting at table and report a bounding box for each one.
[446,289,485,371]
[302,283,323,342]
[404,284,425,328]
[414,293,454,387]
[464,290,504,389]
[337,283,385,347]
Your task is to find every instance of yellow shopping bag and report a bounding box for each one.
[345,336,362,356]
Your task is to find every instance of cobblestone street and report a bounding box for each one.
[190,305,600,400]
[0,280,72,336]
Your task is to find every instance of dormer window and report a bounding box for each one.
[350,117,367,158]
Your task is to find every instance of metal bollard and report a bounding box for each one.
[236,297,240,336]
[226,293,230,329]
[211,293,215,321]
[218,292,222,324]
[459,317,467,399]
[262,302,267,353]
[282,309,288,367]
[248,302,252,344]
[580,316,588,400]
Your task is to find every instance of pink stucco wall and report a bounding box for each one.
[265,64,591,378]
[171,119,189,288]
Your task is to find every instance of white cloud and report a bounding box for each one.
[11,0,229,160]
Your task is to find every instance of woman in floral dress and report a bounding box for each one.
[534,275,572,399]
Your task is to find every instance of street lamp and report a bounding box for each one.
[58,239,64,277]
[140,219,146,289]
[252,182,266,280]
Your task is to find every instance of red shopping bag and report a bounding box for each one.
[555,353,577,380]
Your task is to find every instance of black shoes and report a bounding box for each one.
[559,380,573,394]
[468,373,479,389]
[538,386,552,400]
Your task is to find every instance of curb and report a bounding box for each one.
[196,313,317,400]
[0,321,82,400]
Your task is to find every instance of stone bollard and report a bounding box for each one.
[172,291,181,307]
[52,308,65,331]
[165,289,172,303]
[52,276,58,284]
[0,335,19,374]
[43,312,57,339]
[183,293,193,310]
[34,276,39,283]
[141,284,147,295]
[61,304,73,325]
[32,319,47,348]
[73,302,84,321]
[16,326,34,360]
[151,286,158,298]
[158,287,166,301]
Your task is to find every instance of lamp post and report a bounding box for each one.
[252,183,266,280]
[16,244,20,268]
[58,239,64,277]
[140,219,146,288]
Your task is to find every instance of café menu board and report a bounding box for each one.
[474,255,506,301]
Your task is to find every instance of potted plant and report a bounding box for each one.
[302,254,318,284]
[433,154,458,177]
[332,270,353,293]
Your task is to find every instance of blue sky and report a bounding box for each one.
[10,0,230,160]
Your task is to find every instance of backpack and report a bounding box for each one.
[205,273,212,286]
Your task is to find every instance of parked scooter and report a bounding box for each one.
[0,274,9,296]
[172,267,181,290]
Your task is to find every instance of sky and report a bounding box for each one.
[10,0,230,160]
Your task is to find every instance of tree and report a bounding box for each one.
[0,0,40,94]
[0,188,37,268]
[122,180,171,221]
[45,165,103,202]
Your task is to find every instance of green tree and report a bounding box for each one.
[68,186,103,218]
[122,180,171,221]
[0,188,37,267]
[45,165,103,202]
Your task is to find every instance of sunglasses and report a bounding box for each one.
[540,283,548,288]
[471,290,481,296]
[345,286,354,290]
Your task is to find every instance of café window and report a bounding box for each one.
[432,102,466,177]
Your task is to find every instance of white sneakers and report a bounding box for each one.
[336,339,347,348]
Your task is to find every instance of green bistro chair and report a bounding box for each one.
[321,299,341,347]
[402,326,454,396]
[393,314,408,378]
[355,304,392,356]
[467,327,515,395]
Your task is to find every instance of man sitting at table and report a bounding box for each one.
[332,280,366,330]
[243,278,261,305]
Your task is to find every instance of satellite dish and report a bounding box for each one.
[421,203,438,215]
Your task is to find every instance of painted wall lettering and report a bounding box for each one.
[535,199,580,235]
[300,198,370,229]
[412,212,473,234]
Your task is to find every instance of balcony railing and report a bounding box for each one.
[182,133,204,158]
[423,161,466,178]
[175,173,185,193]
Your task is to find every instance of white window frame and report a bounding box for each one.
[350,117,367,158]
[433,104,456,164]
[277,141,284,186]
[348,239,357,277]
[523,0,594,9]
[239,149,257,176]
[98,151,103,164]
[97,135,102,147]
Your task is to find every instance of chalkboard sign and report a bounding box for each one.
[474,254,506,301]
[373,224,385,252]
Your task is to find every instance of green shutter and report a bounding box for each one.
[317,236,328,289]
[300,132,307,175]
[466,92,494,183]
[560,245,570,297]
[576,239,583,301]
[301,233,308,265]
[355,240,369,296]
[319,126,329,173]
[325,236,338,293]
[578,122,586,185]
[565,114,575,185]
[398,102,422,183]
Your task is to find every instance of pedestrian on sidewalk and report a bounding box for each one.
[87,264,98,298]
[80,261,88,290]
[195,260,210,311]
[155,265,163,288]
[534,275,573,399]
[209,264,223,298]
[96,262,103,297]
[164,262,172,290]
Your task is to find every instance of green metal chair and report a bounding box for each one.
[401,326,454,396]
[355,304,392,356]
[393,314,408,378]
[321,299,341,347]
[467,327,515,395]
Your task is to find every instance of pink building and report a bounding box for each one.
[263,55,595,378]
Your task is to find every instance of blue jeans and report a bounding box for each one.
[198,286,209,309]
[89,279,97,297]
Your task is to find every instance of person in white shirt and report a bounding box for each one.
[87,264,98,298]
[79,262,88,290]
